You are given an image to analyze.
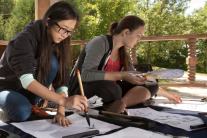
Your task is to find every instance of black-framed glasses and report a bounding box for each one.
[55,22,75,36]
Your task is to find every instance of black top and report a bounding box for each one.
[0,19,70,91]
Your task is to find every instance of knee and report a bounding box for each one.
[149,81,159,97]
[102,82,122,103]
[50,55,59,73]
[7,104,31,122]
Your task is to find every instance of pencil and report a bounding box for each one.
[77,70,88,112]
[77,70,90,126]
[77,70,84,95]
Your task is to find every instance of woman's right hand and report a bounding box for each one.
[123,73,147,85]
[64,95,88,111]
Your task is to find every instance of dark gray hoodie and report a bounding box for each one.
[0,19,69,91]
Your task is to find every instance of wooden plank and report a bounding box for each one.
[159,83,207,87]
[141,34,207,41]
[35,0,50,20]
[0,40,8,45]
[50,0,58,6]
[71,34,207,44]
[35,0,58,20]
[1,34,207,46]
[2,14,12,19]
[71,40,90,45]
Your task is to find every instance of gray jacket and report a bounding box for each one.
[69,35,135,95]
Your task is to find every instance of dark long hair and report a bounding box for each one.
[37,1,79,86]
[109,15,145,71]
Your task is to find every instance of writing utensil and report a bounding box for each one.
[99,110,154,122]
[77,70,90,126]
[130,73,143,78]
[190,123,207,129]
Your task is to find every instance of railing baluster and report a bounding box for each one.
[186,38,198,83]
[131,46,138,65]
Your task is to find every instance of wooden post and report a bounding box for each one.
[186,38,198,83]
[35,0,58,20]
[131,46,138,65]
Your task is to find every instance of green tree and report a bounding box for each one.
[0,0,15,14]
[135,0,190,65]
[0,15,4,40]
[3,0,35,41]
[62,0,136,40]
[187,3,207,72]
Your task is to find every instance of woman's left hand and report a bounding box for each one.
[163,92,182,103]
[52,112,72,127]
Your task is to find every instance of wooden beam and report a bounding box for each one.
[0,40,8,45]
[71,40,90,45]
[1,34,207,46]
[35,0,49,20]
[35,0,58,20]
[159,83,207,87]
[2,14,11,19]
[50,0,58,6]
[140,34,207,41]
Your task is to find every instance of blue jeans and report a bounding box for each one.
[0,55,58,122]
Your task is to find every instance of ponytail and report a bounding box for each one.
[109,22,118,35]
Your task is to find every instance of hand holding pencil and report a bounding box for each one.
[61,69,88,110]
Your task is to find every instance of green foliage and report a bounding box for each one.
[62,0,136,40]
[0,0,15,14]
[134,0,190,65]
[186,2,207,72]
[0,15,4,40]
[3,0,35,41]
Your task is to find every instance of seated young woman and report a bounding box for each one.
[69,15,182,113]
[0,2,88,127]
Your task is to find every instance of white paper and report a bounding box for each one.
[88,95,103,108]
[128,107,204,131]
[11,113,121,138]
[153,98,207,112]
[93,127,170,138]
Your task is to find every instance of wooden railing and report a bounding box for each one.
[1,33,207,87]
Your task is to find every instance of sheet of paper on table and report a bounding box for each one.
[128,107,204,131]
[153,98,207,112]
[11,113,121,138]
[93,127,170,138]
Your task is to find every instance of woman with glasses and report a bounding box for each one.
[69,15,182,113]
[0,1,87,127]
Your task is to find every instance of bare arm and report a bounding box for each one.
[157,87,182,103]
[26,80,88,110]
[57,92,67,116]
[104,72,147,85]
[52,92,73,127]
[125,71,142,74]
